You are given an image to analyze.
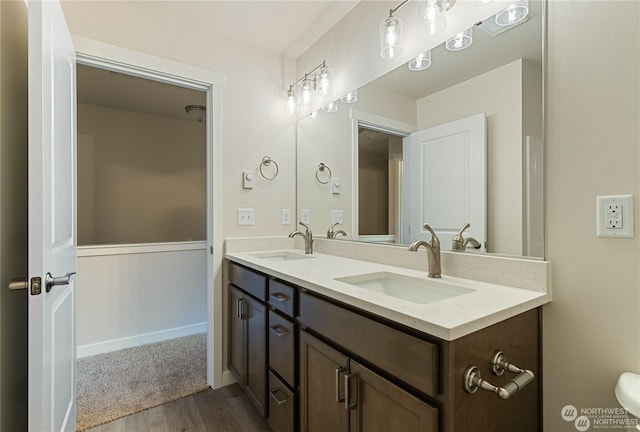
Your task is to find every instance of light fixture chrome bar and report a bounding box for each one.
[288,60,328,91]
[389,0,410,17]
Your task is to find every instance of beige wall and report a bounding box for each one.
[77,103,206,245]
[62,0,296,239]
[544,1,639,430]
[0,1,28,430]
[416,59,528,256]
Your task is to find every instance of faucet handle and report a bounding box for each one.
[422,223,440,248]
[456,222,471,238]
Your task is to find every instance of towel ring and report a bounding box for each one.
[315,163,332,184]
[259,156,279,181]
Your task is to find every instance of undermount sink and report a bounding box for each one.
[335,272,474,304]
[249,251,315,262]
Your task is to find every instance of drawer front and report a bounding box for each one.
[267,371,295,432]
[269,310,296,386]
[228,261,267,301]
[268,279,296,317]
[299,292,439,397]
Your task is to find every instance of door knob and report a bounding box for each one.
[45,272,76,293]
[8,277,28,290]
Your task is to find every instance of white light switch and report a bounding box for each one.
[332,178,341,194]
[237,208,254,226]
[597,195,633,238]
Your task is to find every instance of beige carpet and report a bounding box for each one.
[76,333,208,431]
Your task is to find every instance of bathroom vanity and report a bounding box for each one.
[225,241,550,432]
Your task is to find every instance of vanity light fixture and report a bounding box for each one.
[495,0,529,26]
[445,27,473,51]
[467,0,493,5]
[322,101,339,113]
[408,50,432,71]
[418,0,446,36]
[285,60,333,115]
[379,0,409,59]
[340,89,358,104]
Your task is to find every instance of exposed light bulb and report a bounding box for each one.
[495,0,529,26]
[408,50,432,71]
[419,0,446,36]
[445,27,473,51]
[286,88,296,115]
[322,101,338,113]
[317,65,333,96]
[340,90,358,104]
[300,77,314,106]
[379,15,403,59]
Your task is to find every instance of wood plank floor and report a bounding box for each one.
[86,384,271,432]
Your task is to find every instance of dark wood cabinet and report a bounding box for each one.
[300,331,438,432]
[227,266,268,417]
[226,259,541,432]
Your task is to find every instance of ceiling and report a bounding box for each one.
[130,0,360,58]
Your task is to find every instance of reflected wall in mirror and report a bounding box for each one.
[297,0,544,258]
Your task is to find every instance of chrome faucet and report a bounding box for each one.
[408,223,441,278]
[452,222,481,251]
[289,222,314,254]
[327,222,347,239]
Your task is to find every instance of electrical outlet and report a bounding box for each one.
[237,208,254,226]
[300,209,310,224]
[281,209,291,225]
[597,195,633,238]
[331,210,344,224]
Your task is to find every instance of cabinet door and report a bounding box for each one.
[300,331,349,432]
[245,295,267,417]
[349,360,438,432]
[228,285,245,383]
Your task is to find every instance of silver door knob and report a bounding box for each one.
[8,277,28,290]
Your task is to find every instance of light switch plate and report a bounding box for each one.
[332,178,341,194]
[300,209,310,224]
[596,195,633,238]
[331,210,344,224]
[237,208,254,226]
[242,171,255,189]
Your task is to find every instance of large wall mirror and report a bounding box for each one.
[297,0,545,258]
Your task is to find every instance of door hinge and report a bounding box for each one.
[30,277,42,296]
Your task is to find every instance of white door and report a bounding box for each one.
[28,1,77,430]
[403,113,486,250]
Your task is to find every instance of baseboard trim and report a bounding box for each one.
[77,322,207,358]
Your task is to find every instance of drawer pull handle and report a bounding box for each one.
[344,373,358,410]
[270,292,290,302]
[335,367,346,403]
[269,387,290,405]
[270,325,290,337]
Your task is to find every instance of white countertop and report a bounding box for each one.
[225,248,551,341]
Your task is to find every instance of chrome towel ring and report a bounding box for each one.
[259,156,279,181]
[315,163,332,184]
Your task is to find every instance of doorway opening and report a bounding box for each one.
[74,63,210,428]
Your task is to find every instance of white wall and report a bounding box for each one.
[416,59,526,256]
[61,0,297,239]
[544,1,639,430]
[76,244,207,357]
[77,103,206,245]
[0,1,28,429]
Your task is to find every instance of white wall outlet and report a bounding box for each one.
[300,209,310,224]
[237,208,255,226]
[331,210,344,224]
[242,171,255,189]
[597,195,633,238]
[332,178,341,194]
[281,209,291,225]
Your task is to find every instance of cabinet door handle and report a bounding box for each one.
[269,387,290,405]
[240,299,248,320]
[270,292,290,302]
[236,299,242,319]
[344,373,357,410]
[335,367,346,402]
[269,325,290,337]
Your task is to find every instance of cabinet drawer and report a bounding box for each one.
[268,279,296,317]
[229,262,267,301]
[269,310,295,386]
[267,371,295,432]
[299,292,439,397]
